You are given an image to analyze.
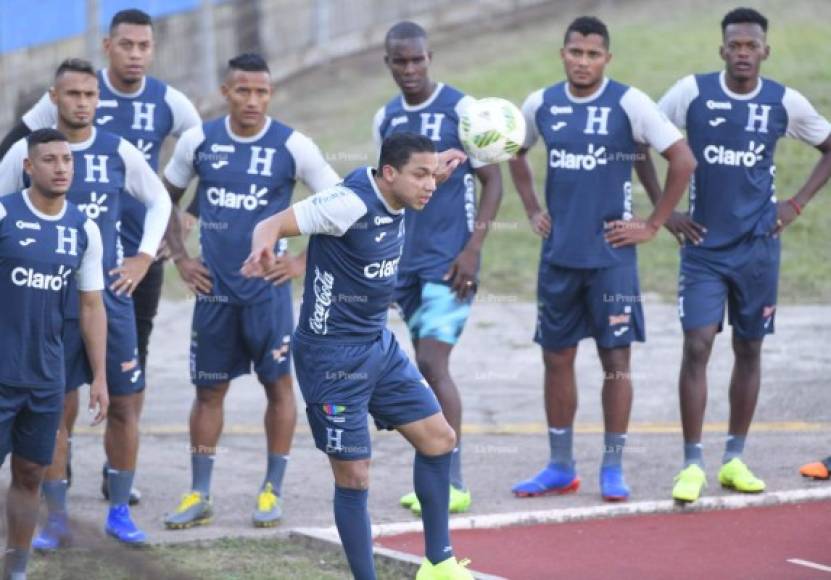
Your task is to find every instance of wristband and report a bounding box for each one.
[787,198,802,215]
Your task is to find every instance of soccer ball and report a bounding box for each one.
[459,97,526,164]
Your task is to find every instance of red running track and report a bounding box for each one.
[376,501,831,579]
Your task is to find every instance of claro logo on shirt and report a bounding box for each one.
[206,184,268,210]
[703,141,765,168]
[363,257,400,279]
[549,144,608,171]
[11,265,71,291]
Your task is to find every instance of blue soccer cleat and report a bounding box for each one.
[105,505,147,545]
[512,463,580,497]
[600,465,630,502]
[32,512,71,551]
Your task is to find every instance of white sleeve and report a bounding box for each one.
[119,139,172,256]
[520,89,545,150]
[164,86,202,138]
[621,87,683,153]
[293,185,368,237]
[657,75,698,130]
[0,138,28,196]
[0,202,6,221]
[76,219,104,291]
[783,87,831,146]
[163,125,204,188]
[21,92,58,131]
[372,106,386,155]
[455,96,488,168]
[286,131,341,193]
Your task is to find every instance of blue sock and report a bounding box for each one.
[107,468,135,507]
[4,547,29,576]
[602,432,627,467]
[42,479,68,515]
[449,444,464,490]
[548,426,574,466]
[333,486,375,580]
[414,452,454,565]
[723,434,746,464]
[263,454,289,496]
[191,454,215,496]
[684,442,704,467]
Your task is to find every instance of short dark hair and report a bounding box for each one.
[564,16,610,48]
[378,132,435,171]
[110,8,152,33]
[55,58,97,80]
[385,21,427,49]
[721,7,768,33]
[27,128,68,152]
[228,53,270,74]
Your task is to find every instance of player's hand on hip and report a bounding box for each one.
[109,253,153,296]
[265,252,305,286]
[88,377,109,426]
[665,211,706,246]
[241,245,275,278]
[771,200,799,237]
[604,217,659,248]
[435,149,468,185]
[529,210,551,237]
[445,247,479,299]
[175,256,213,295]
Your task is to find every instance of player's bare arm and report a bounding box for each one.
[79,288,109,425]
[606,139,696,248]
[772,134,831,235]
[444,163,502,299]
[163,178,212,295]
[242,207,302,279]
[634,143,706,245]
[509,150,551,237]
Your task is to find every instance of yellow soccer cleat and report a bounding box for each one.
[416,557,474,580]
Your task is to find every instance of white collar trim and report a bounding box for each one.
[225,116,272,143]
[565,77,609,104]
[401,82,445,112]
[367,167,404,215]
[23,189,66,221]
[101,68,146,98]
[719,70,763,100]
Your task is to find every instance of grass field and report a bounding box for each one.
[240,0,831,303]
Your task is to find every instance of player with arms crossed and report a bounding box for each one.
[0,59,171,545]
[508,16,696,501]
[638,8,831,502]
[373,21,503,514]
[0,129,107,580]
[243,133,473,579]
[161,53,339,529]
[0,10,200,504]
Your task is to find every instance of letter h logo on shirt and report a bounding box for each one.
[247,146,276,177]
[55,225,78,256]
[131,102,156,131]
[420,113,445,141]
[584,106,611,135]
[745,104,771,133]
[84,154,109,183]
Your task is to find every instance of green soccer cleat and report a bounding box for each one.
[410,486,472,516]
[672,464,707,503]
[164,491,213,529]
[718,458,766,493]
[416,557,474,580]
[252,483,283,528]
[400,490,418,509]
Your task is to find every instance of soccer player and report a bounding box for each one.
[0,59,171,544]
[161,53,339,529]
[638,7,831,503]
[242,132,471,580]
[508,16,696,501]
[0,10,200,502]
[0,129,107,580]
[373,21,503,514]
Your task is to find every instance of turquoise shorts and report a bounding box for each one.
[394,275,473,345]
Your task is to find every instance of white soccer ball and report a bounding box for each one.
[459,97,526,164]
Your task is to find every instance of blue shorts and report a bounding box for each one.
[394,275,473,345]
[0,385,64,466]
[190,285,293,387]
[64,304,144,396]
[535,261,645,351]
[679,236,780,339]
[293,328,441,460]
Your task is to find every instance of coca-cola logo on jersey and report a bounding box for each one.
[309,266,334,335]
